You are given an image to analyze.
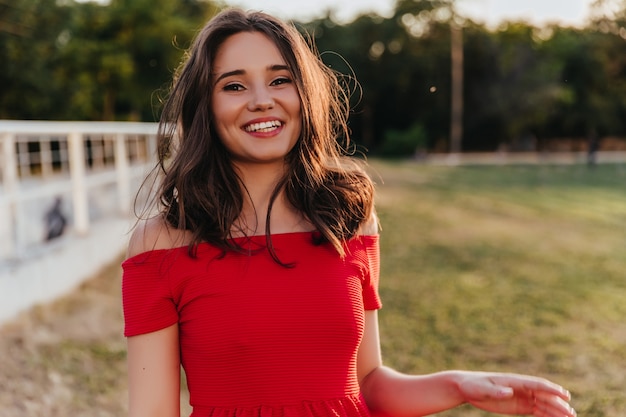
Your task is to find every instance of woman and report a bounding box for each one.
[122,8,576,417]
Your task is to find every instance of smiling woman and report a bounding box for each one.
[210,32,302,168]
[121,7,577,417]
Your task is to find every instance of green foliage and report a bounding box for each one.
[0,0,71,119]
[0,0,219,121]
[1,0,626,149]
[379,122,428,157]
[302,0,626,154]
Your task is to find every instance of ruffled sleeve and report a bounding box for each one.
[122,250,179,337]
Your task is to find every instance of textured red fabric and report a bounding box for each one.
[122,232,381,417]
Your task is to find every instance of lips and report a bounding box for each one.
[243,120,283,133]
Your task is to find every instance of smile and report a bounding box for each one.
[244,120,283,133]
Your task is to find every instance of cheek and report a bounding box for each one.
[209,105,230,146]
[210,100,226,124]
[289,105,302,142]
[289,94,303,131]
[211,101,241,143]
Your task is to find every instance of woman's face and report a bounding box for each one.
[211,31,302,169]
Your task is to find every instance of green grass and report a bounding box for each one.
[369,160,626,416]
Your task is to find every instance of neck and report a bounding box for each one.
[235,161,285,206]
[232,161,306,236]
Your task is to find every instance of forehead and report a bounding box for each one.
[214,31,286,72]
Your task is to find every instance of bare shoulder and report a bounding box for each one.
[358,210,380,236]
[127,215,192,258]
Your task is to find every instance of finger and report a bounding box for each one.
[492,374,571,401]
[533,393,577,417]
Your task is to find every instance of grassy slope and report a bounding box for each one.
[0,258,129,416]
[0,160,624,416]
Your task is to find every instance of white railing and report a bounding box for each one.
[0,120,159,262]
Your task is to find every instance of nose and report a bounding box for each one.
[248,85,275,111]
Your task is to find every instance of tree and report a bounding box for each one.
[0,0,220,121]
[301,0,457,152]
[0,0,72,119]
[55,0,219,121]
[2,0,625,149]
[463,22,567,151]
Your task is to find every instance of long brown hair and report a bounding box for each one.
[150,8,374,259]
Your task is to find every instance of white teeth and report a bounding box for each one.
[245,120,282,133]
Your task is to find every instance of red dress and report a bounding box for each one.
[122,231,382,417]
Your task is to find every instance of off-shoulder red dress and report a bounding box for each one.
[122,232,382,417]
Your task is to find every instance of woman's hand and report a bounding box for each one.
[456,372,576,417]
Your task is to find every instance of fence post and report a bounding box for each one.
[68,131,89,235]
[115,133,131,215]
[1,132,18,258]
[147,134,158,161]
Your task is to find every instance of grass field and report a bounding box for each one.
[370,160,626,417]
[0,160,624,416]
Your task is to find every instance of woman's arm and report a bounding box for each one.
[127,324,181,417]
[358,310,575,417]
[125,217,186,417]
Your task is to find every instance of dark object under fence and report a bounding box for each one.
[44,197,67,241]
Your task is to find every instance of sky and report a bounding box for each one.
[225,0,599,27]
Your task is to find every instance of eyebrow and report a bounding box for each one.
[214,64,291,85]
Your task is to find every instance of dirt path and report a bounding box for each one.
[0,257,128,416]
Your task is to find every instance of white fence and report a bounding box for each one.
[0,120,158,259]
[0,120,158,324]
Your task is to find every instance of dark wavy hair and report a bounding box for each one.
[149,8,374,260]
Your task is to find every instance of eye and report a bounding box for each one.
[270,77,292,86]
[223,83,244,92]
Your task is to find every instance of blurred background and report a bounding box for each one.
[1,1,625,416]
[1,0,625,154]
